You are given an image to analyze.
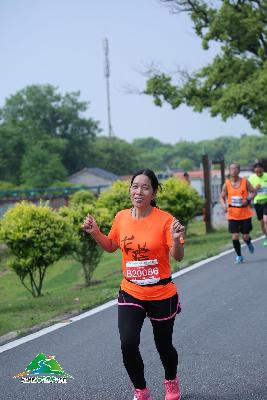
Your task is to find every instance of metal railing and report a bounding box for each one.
[0,185,110,200]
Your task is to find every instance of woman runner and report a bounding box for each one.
[82,169,185,400]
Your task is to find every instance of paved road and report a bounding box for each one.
[0,239,266,400]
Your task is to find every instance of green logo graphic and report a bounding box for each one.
[13,352,74,383]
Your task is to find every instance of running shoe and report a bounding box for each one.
[247,242,255,254]
[133,388,152,400]
[164,376,181,400]
[234,255,244,264]
[263,239,267,247]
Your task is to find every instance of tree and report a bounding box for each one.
[92,137,141,175]
[0,125,24,184]
[0,202,73,297]
[146,1,267,134]
[0,84,100,184]
[178,158,194,171]
[59,204,111,286]
[157,177,204,231]
[20,139,68,187]
[132,137,170,151]
[132,138,173,171]
[198,136,238,165]
[168,141,201,168]
[226,134,267,166]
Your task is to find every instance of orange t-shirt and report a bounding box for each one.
[108,207,181,300]
[225,178,254,220]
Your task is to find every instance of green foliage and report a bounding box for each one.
[178,158,194,171]
[68,189,96,207]
[0,201,73,297]
[91,137,141,175]
[0,84,100,185]
[132,137,171,151]
[0,181,14,190]
[157,177,204,229]
[146,1,267,135]
[226,135,267,166]
[96,180,132,221]
[21,141,68,187]
[59,204,111,285]
[0,124,24,185]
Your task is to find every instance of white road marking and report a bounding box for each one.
[0,236,264,354]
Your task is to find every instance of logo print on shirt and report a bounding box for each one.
[121,235,150,260]
[132,243,150,261]
[121,235,134,254]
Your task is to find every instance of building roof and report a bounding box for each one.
[120,175,132,181]
[173,169,222,179]
[68,167,119,181]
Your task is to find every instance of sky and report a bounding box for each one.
[0,0,261,144]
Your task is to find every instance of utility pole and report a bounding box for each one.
[103,37,114,138]
[212,158,225,189]
[202,154,213,233]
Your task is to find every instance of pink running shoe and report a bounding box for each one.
[164,376,181,400]
[133,387,153,400]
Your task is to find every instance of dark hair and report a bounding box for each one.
[253,162,264,169]
[130,169,161,207]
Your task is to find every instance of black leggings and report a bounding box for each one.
[118,304,178,389]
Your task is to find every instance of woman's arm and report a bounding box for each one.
[81,215,118,253]
[170,237,184,262]
[169,218,185,262]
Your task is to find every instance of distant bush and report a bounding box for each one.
[68,189,96,207]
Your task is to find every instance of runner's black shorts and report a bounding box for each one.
[228,218,252,234]
[118,289,181,321]
[254,203,267,220]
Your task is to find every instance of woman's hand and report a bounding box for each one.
[170,218,185,241]
[81,214,100,235]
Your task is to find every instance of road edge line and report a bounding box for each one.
[0,235,264,354]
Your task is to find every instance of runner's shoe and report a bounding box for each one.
[234,256,244,264]
[263,239,267,247]
[164,376,181,400]
[247,242,255,254]
[133,388,152,400]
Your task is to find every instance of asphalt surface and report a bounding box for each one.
[0,239,266,400]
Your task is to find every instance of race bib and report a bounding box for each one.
[257,187,267,194]
[125,259,160,285]
[231,196,243,207]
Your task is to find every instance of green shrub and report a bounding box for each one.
[59,204,112,285]
[68,189,96,207]
[0,201,73,297]
[157,177,204,230]
[96,180,132,221]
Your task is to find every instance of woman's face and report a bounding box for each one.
[130,174,156,208]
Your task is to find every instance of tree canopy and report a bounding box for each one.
[146,0,267,134]
[0,84,100,185]
[1,86,266,188]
